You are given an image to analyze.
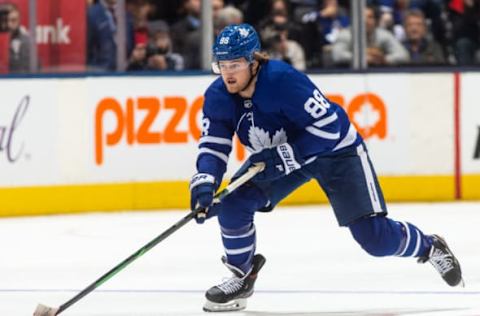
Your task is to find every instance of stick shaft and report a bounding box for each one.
[54,164,262,315]
[56,210,197,314]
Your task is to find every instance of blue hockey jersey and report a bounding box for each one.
[197,60,362,183]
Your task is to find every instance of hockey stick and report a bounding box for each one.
[33,163,264,316]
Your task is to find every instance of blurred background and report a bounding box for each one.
[0,0,479,74]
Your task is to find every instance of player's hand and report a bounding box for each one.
[190,173,217,224]
[249,143,303,182]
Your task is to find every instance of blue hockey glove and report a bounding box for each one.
[190,173,217,224]
[249,143,303,182]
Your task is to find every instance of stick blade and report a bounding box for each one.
[33,304,59,316]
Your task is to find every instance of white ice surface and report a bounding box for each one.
[1,202,479,316]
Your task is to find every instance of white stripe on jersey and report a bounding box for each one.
[199,147,229,164]
[224,244,255,255]
[356,144,383,213]
[397,221,411,256]
[411,229,422,257]
[333,124,358,151]
[305,126,340,139]
[313,112,338,128]
[236,112,248,132]
[199,136,233,146]
[222,226,256,239]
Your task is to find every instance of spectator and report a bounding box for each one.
[448,0,480,65]
[150,0,186,25]
[126,40,148,71]
[145,20,184,71]
[402,9,445,65]
[224,0,270,28]
[7,4,31,73]
[183,2,238,69]
[332,5,409,66]
[87,0,135,71]
[290,0,346,68]
[369,0,448,55]
[212,0,226,21]
[170,0,201,62]
[291,0,340,20]
[127,0,156,47]
[214,5,243,33]
[258,0,303,44]
[262,23,307,70]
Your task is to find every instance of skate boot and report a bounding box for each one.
[418,234,463,287]
[203,254,266,312]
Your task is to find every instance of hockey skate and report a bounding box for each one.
[203,254,266,312]
[418,235,463,287]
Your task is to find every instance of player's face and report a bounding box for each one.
[217,58,252,93]
[7,10,20,31]
[405,16,426,41]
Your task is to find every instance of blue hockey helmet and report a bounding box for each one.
[212,23,261,63]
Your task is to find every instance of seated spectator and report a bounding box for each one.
[126,41,148,71]
[212,0,226,21]
[370,0,448,53]
[128,20,184,71]
[258,0,303,45]
[332,5,409,66]
[7,4,31,73]
[262,23,306,70]
[127,0,156,47]
[185,4,243,70]
[402,9,445,65]
[291,0,342,68]
[224,0,270,28]
[170,0,201,63]
[448,0,480,65]
[214,5,243,33]
[291,0,340,21]
[87,0,134,71]
[146,20,184,71]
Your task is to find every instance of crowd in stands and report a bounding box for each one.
[2,0,480,73]
[109,0,480,71]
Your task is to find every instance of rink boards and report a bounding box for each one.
[0,72,479,216]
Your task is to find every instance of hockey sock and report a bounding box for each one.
[349,216,432,257]
[220,223,256,274]
[215,183,267,274]
[394,220,433,257]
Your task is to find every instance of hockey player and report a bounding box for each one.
[189,23,463,312]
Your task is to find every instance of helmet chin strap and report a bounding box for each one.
[239,63,259,94]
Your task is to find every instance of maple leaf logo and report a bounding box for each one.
[247,127,287,153]
[353,102,380,135]
[238,27,249,38]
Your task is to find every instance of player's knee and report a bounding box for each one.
[348,216,398,257]
[218,184,268,229]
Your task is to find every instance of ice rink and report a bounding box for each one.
[1,202,479,316]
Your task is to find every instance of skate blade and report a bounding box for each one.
[203,298,247,312]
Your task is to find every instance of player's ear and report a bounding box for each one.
[252,60,260,73]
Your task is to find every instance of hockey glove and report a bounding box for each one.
[249,143,303,182]
[190,173,217,224]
